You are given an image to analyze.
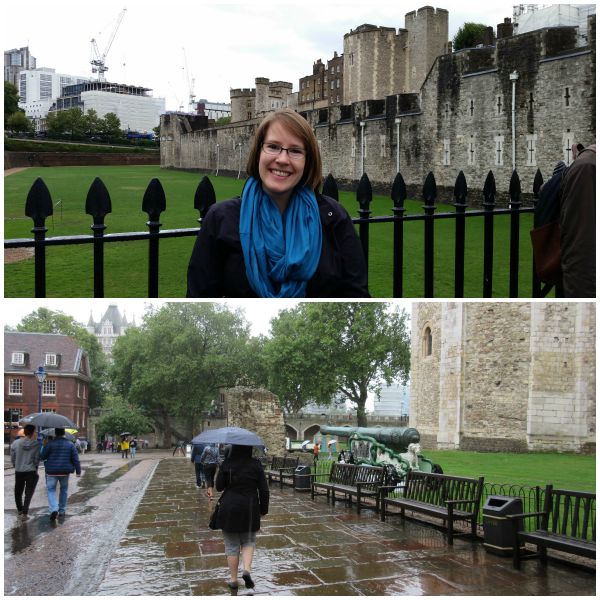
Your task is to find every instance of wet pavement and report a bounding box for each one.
[4,453,596,596]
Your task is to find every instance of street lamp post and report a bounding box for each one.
[34,365,46,440]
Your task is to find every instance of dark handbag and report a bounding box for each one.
[530,221,561,283]
[208,497,221,530]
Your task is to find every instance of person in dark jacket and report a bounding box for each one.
[40,428,81,521]
[199,443,220,500]
[187,108,369,298]
[191,442,208,488]
[215,445,269,590]
[10,424,40,520]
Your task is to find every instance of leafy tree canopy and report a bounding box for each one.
[110,303,256,445]
[6,110,33,133]
[265,302,410,426]
[5,81,20,117]
[94,395,153,438]
[16,308,109,408]
[453,22,490,51]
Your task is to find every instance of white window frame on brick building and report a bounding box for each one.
[494,135,504,166]
[443,139,451,166]
[44,352,57,367]
[11,352,25,365]
[42,379,56,396]
[525,133,537,167]
[9,378,23,395]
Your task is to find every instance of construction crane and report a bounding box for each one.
[182,47,196,113]
[90,8,127,82]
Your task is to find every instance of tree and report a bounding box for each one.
[453,22,490,51]
[94,395,153,439]
[6,111,33,134]
[16,308,109,408]
[5,81,20,117]
[99,112,122,138]
[265,303,410,426]
[81,109,101,137]
[110,303,254,446]
[216,116,231,126]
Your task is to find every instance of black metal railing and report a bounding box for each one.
[5,168,551,298]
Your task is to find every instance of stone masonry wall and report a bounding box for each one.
[224,387,287,455]
[411,303,596,453]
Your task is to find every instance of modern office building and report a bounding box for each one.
[4,46,36,87]
[373,382,410,416]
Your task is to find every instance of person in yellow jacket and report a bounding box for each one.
[121,437,130,459]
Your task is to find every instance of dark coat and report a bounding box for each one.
[187,193,370,298]
[560,146,595,297]
[40,437,81,476]
[214,456,269,533]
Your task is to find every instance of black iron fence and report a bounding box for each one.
[5,168,554,298]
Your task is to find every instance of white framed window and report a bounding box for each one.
[443,139,451,166]
[494,135,504,166]
[42,379,56,396]
[42,408,56,414]
[45,352,57,366]
[11,352,25,365]
[9,378,23,395]
[526,134,537,167]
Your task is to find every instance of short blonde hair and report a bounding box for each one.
[246,108,322,191]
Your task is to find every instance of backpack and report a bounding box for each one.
[530,161,567,284]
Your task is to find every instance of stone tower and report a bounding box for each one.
[404,6,449,93]
[86,304,134,359]
[230,88,255,123]
[410,302,595,453]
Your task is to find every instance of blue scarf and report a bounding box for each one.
[239,177,323,297]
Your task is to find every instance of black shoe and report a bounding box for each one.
[50,511,58,521]
[242,571,255,589]
[227,581,239,590]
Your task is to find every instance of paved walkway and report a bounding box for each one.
[95,458,595,596]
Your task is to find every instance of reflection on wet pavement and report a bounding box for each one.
[96,458,596,596]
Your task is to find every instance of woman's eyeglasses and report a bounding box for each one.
[262,142,306,160]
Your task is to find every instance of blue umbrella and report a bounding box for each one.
[191,426,265,447]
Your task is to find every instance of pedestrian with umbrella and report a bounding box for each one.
[192,427,269,591]
[40,427,81,521]
[10,424,40,520]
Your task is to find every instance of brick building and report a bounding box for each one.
[4,332,92,443]
[410,303,596,453]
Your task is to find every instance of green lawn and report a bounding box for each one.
[5,166,542,297]
[422,449,595,491]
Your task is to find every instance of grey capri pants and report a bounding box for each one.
[222,531,257,556]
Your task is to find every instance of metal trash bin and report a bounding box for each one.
[294,465,312,491]
[483,495,523,556]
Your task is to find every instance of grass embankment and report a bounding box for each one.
[5,166,538,297]
[5,139,158,154]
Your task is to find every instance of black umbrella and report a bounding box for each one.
[191,426,265,447]
[40,428,76,441]
[21,412,76,428]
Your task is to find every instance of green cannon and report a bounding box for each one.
[319,425,435,481]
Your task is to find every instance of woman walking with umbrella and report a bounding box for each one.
[193,427,269,590]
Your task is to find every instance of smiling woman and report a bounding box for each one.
[187,108,369,299]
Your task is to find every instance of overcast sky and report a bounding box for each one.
[6,0,514,110]
[3,299,412,337]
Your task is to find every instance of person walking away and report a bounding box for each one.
[199,443,220,499]
[40,428,81,521]
[191,442,208,488]
[121,437,130,459]
[129,438,137,459]
[214,444,269,591]
[560,143,596,297]
[10,424,40,520]
[313,440,320,465]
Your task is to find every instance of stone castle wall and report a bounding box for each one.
[161,20,594,204]
[410,303,596,453]
[224,387,287,454]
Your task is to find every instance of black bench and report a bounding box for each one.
[265,456,299,488]
[379,470,484,545]
[508,485,596,569]
[311,462,386,513]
